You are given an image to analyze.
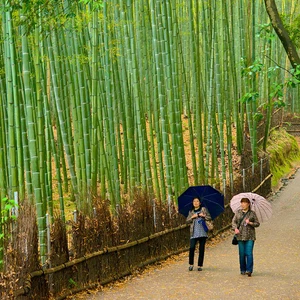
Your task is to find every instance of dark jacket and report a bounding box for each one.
[232,209,260,241]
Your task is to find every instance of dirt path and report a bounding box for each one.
[73,169,300,300]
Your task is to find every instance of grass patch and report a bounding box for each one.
[267,128,300,188]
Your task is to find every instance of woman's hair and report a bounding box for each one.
[240,197,250,204]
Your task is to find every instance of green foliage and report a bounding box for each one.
[0,0,299,224]
[257,23,276,42]
[281,13,300,48]
[68,278,77,288]
[270,82,283,98]
[289,65,300,83]
[7,0,80,34]
[0,197,19,269]
[1,197,18,223]
[241,59,264,77]
[238,92,259,103]
[269,82,285,109]
[79,0,103,10]
[267,65,280,77]
[253,112,263,122]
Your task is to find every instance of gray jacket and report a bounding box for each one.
[186,207,212,237]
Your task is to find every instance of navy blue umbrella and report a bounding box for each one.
[177,185,225,219]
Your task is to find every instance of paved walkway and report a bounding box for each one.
[75,169,300,300]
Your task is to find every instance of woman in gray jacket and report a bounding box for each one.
[186,197,212,271]
[232,197,260,276]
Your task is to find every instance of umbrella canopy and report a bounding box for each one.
[230,192,272,223]
[177,185,224,220]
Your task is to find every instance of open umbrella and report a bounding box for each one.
[177,185,224,220]
[230,192,272,223]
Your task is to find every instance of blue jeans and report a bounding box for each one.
[238,240,255,273]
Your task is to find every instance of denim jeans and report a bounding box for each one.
[238,240,255,273]
[189,237,207,267]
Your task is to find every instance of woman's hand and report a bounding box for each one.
[192,212,205,219]
[245,219,252,225]
[234,228,240,234]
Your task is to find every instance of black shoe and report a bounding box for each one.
[241,272,246,275]
[198,267,202,271]
[189,266,193,271]
[246,272,252,277]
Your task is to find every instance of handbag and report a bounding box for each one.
[205,220,214,231]
[198,218,213,232]
[198,207,214,232]
[232,235,238,245]
[232,211,249,245]
[199,219,209,232]
[198,209,214,232]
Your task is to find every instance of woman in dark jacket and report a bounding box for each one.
[186,197,212,271]
[232,197,260,276]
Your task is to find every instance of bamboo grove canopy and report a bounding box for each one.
[0,0,299,262]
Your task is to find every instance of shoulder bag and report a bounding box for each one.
[200,207,214,232]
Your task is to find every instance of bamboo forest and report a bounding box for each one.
[1,0,300,296]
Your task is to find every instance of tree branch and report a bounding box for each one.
[264,0,300,68]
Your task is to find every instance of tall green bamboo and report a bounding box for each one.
[0,0,300,268]
[214,4,226,190]
[103,1,120,206]
[204,0,216,185]
[188,0,204,184]
[138,0,162,198]
[221,0,234,191]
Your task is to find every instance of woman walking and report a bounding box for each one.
[232,197,260,276]
[186,197,212,271]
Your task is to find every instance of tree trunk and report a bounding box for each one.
[264,0,300,68]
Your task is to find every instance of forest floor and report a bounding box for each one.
[69,163,300,300]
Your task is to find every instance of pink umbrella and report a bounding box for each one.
[230,192,272,223]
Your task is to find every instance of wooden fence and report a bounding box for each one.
[4,156,272,300]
